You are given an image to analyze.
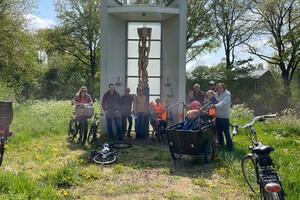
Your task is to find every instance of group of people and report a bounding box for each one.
[72,80,233,151]
[185,81,233,151]
[101,84,158,141]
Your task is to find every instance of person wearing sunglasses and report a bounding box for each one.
[132,86,148,139]
[72,86,93,106]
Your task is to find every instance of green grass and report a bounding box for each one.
[0,100,299,199]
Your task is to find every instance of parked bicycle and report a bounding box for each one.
[87,113,100,145]
[68,104,94,146]
[89,141,132,165]
[0,101,13,166]
[151,118,167,142]
[233,114,286,200]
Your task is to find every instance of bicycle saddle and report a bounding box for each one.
[252,142,274,154]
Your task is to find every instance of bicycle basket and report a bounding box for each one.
[75,106,94,119]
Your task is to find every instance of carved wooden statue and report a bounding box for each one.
[137,27,151,87]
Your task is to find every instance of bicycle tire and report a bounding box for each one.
[87,127,94,144]
[242,155,259,193]
[229,123,234,139]
[81,121,88,146]
[110,142,132,149]
[157,128,162,142]
[0,144,4,166]
[93,154,117,165]
[0,153,3,166]
[204,140,215,164]
[68,119,76,140]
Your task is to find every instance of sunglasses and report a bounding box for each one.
[81,90,87,92]
[138,89,143,92]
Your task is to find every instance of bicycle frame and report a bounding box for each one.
[234,114,286,199]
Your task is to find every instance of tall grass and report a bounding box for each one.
[0,101,299,199]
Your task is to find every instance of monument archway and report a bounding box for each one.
[100,0,187,134]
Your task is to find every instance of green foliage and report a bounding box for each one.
[0,82,15,100]
[1,86,300,198]
[10,100,73,139]
[0,172,60,200]
[48,162,82,188]
[230,104,254,122]
[50,0,101,97]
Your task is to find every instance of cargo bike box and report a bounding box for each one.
[166,122,216,163]
[166,102,217,164]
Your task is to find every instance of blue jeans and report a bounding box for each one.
[106,112,122,139]
[216,117,233,151]
[121,114,133,135]
[135,112,145,138]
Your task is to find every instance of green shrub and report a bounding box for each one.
[0,172,60,200]
[230,104,254,125]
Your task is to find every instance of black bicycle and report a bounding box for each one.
[233,114,286,200]
[68,104,93,146]
[87,113,100,145]
[0,101,13,166]
[151,118,167,142]
[90,141,132,165]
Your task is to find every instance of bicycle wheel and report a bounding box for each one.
[0,144,4,166]
[68,119,77,140]
[93,154,117,165]
[242,155,259,193]
[204,140,215,164]
[81,121,88,146]
[87,126,95,144]
[157,128,162,142]
[110,141,132,149]
[229,123,234,139]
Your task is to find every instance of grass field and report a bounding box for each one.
[0,100,299,200]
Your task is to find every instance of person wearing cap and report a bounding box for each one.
[215,83,233,151]
[208,80,218,99]
[193,84,206,105]
[208,80,216,90]
[121,87,134,138]
[102,83,123,141]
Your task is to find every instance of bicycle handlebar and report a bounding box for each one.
[232,114,277,136]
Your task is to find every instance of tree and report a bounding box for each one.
[186,0,220,63]
[211,0,254,69]
[245,0,300,92]
[0,0,40,100]
[47,0,101,96]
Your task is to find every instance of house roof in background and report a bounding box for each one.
[250,69,269,79]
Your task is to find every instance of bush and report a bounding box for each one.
[230,104,254,123]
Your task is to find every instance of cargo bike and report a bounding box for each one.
[0,101,13,166]
[166,101,217,164]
